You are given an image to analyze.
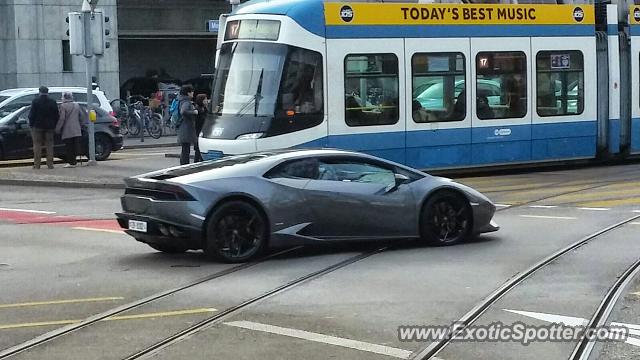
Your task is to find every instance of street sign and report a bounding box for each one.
[208,20,220,33]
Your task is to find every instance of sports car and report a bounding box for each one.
[116,149,499,262]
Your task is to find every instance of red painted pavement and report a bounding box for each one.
[0,210,122,232]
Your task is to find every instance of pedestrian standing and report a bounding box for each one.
[194,94,208,162]
[56,92,86,168]
[28,86,59,169]
[177,85,198,165]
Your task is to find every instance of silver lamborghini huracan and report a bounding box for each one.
[117,149,499,262]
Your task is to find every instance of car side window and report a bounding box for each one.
[318,159,395,187]
[267,158,320,179]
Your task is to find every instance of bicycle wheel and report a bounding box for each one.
[128,115,141,136]
[110,99,130,136]
[147,113,163,139]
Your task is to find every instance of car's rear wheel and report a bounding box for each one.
[147,243,188,253]
[204,201,268,263]
[420,191,472,246]
[94,133,112,161]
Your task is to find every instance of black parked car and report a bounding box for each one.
[0,104,123,161]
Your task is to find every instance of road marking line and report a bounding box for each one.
[577,207,610,211]
[494,204,511,208]
[630,223,640,226]
[72,227,124,234]
[631,291,640,296]
[528,205,558,209]
[0,308,217,330]
[519,215,577,220]
[0,208,55,214]
[225,320,412,359]
[0,297,124,309]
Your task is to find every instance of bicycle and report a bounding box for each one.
[110,97,163,139]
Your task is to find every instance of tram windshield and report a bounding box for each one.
[205,42,324,139]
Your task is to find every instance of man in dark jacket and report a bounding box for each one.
[177,85,198,165]
[28,86,59,169]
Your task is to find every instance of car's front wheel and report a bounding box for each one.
[420,191,472,246]
[204,201,268,263]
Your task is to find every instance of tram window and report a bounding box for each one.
[536,51,584,117]
[344,53,399,127]
[411,53,465,123]
[272,47,324,135]
[475,51,527,119]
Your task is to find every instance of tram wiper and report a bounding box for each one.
[235,68,264,117]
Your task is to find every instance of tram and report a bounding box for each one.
[198,0,640,170]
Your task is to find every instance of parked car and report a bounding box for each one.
[120,77,182,102]
[0,104,123,161]
[183,74,214,98]
[0,87,113,119]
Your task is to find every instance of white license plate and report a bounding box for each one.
[128,220,147,233]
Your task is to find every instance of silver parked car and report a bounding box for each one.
[117,149,499,262]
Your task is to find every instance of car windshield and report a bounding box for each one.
[0,95,10,103]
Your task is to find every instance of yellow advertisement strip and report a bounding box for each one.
[325,4,594,26]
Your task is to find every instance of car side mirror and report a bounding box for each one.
[385,173,410,193]
[395,173,410,185]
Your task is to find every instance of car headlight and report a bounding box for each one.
[236,132,264,140]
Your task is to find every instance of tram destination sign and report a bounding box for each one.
[325,4,594,26]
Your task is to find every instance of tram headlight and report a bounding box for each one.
[236,132,264,140]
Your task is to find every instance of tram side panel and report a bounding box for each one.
[404,38,473,169]
[325,38,407,164]
[630,18,640,153]
[607,4,622,155]
[470,37,533,165]
[530,36,598,161]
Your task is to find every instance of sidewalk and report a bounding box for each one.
[123,134,177,149]
[0,155,176,189]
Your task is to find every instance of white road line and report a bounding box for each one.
[528,205,558,209]
[577,207,610,211]
[0,208,55,214]
[633,210,640,213]
[630,222,640,226]
[494,204,511,208]
[225,321,413,359]
[519,215,577,220]
[72,227,124,234]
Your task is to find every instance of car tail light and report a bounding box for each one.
[109,116,119,127]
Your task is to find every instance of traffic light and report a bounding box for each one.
[90,10,107,55]
[66,12,84,55]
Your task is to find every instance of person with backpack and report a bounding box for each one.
[174,85,198,165]
[28,86,59,169]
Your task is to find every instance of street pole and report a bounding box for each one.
[82,0,97,165]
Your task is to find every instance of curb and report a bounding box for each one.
[0,179,125,189]
[123,142,178,150]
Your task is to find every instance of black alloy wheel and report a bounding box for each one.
[205,201,268,263]
[94,133,112,161]
[421,191,471,246]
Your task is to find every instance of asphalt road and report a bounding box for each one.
[2,157,640,359]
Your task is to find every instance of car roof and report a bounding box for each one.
[0,87,105,96]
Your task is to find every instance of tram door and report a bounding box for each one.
[325,39,407,164]
[404,38,472,169]
[630,28,640,153]
[470,38,532,165]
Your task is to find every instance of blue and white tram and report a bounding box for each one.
[199,0,637,170]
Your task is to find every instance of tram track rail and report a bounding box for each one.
[0,246,305,359]
[411,214,640,360]
[569,258,640,360]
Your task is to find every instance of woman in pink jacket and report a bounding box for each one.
[56,92,86,168]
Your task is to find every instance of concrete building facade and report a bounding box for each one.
[0,0,229,100]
